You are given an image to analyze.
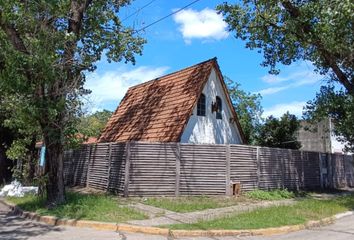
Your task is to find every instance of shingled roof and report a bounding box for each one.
[98,58,245,143]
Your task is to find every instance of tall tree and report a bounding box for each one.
[217,0,353,95]
[256,113,301,149]
[0,1,144,205]
[225,76,263,144]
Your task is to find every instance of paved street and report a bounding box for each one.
[1,201,354,240]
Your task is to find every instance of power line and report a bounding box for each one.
[121,0,158,22]
[134,0,202,33]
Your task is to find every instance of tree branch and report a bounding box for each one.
[281,0,353,95]
[61,0,92,93]
[0,11,29,54]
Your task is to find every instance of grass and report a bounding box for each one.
[142,195,255,213]
[6,192,147,223]
[143,189,299,213]
[164,194,354,230]
[245,189,296,200]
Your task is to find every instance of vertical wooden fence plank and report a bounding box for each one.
[280,149,285,189]
[328,153,333,188]
[301,151,305,189]
[124,142,131,197]
[225,144,231,196]
[256,146,260,188]
[175,143,181,196]
[106,143,112,192]
[319,152,323,189]
[86,144,93,188]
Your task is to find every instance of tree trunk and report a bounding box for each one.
[43,130,66,206]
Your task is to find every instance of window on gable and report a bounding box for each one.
[216,96,222,119]
[197,93,206,116]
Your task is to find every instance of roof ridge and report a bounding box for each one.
[128,57,217,91]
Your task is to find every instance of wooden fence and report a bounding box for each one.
[63,142,354,196]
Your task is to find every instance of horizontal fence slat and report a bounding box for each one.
[63,141,353,196]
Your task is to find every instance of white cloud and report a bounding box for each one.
[85,66,169,110]
[173,8,229,43]
[258,86,290,96]
[261,69,322,85]
[257,62,324,96]
[263,101,307,118]
[261,75,287,84]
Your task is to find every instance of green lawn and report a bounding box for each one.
[164,194,354,230]
[142,195,256,213]
[6,192,147,223]
[143,189,296,213]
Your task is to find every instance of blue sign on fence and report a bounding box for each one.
[39,146,46,167]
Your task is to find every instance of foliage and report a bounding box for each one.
[255,112,301,149]
[225,76,263,144]
[0,95,39,184]
[165,194,354,230]
[217,0,354,95]
[77,110,113,138]
[245,189,295,200]
[304,85,354,152]
[6,192,147,222]
[0,102,15,183]
[0,1,145,204]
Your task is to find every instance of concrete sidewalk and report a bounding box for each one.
[0,201,136,240]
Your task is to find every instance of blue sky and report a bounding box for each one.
[85,0,326,118]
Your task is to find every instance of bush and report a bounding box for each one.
[245,189,295,200]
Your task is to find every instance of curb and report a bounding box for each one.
[1,199,353,237]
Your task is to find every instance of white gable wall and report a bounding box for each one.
[180,68,243,144]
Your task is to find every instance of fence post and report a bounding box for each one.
[343,154,347,187]
[280,149,285,189]
[175,143,181,197]
[288,149,296,190]
[86,144,94,188]
[256,146,260,188]
[318,152,323,189]
[225,144,231,196]
[106,143,112,192]
[328,153,333,188]
[300,151,305,189]
[124,142,131,197]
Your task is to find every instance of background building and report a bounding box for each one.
[297,118,350,154]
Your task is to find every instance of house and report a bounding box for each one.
[297,118,350,154]
[98,58,246,144]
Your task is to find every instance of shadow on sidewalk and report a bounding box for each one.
[0,207,62,240]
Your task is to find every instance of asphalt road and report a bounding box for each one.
[1,201,353,240]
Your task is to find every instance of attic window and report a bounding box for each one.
[216,96,222,119]
[197,93,206,116]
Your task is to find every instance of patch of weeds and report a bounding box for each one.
[245,189,295,200]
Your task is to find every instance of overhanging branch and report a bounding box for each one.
[281,0,353,95]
